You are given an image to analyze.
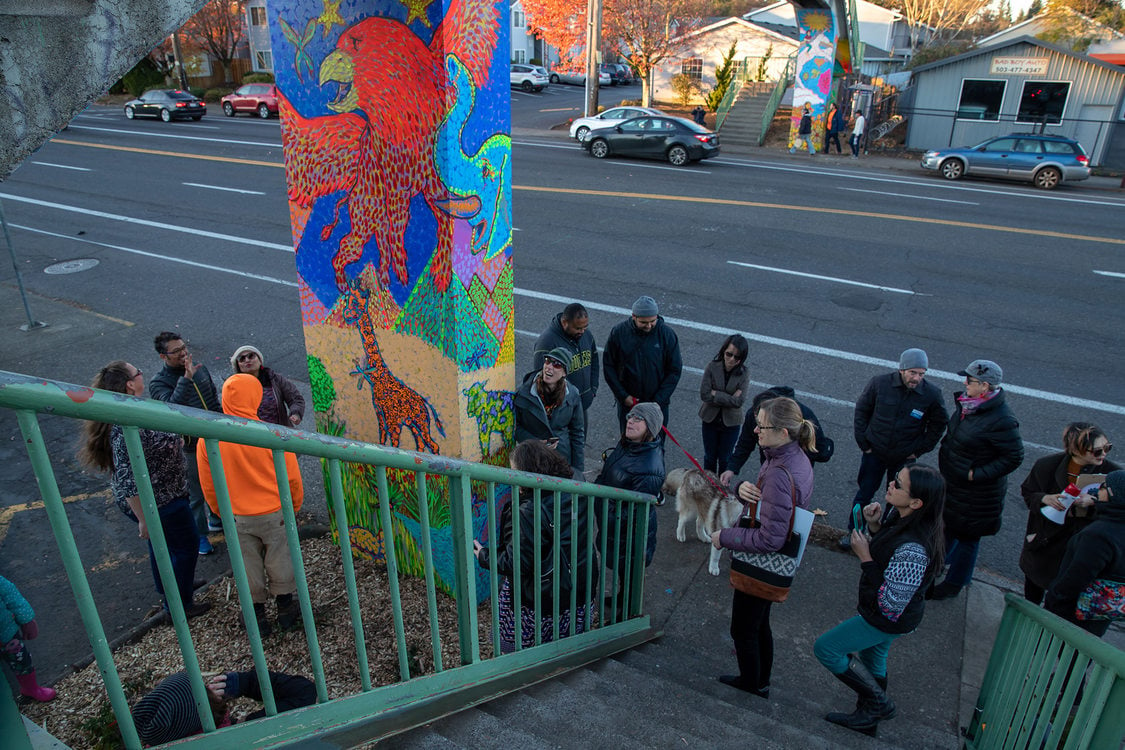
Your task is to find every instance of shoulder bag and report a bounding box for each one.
[729,465,801,603]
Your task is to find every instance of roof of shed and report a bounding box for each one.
[911,34,1125,77]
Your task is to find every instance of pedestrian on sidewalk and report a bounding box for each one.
[1045,470,1125,638]
[824,103,843,154]
[932,360,1023,600]
[698,334,749,475]
[842,348,947,549]
[0,574,55,702]
[692,105,706,126]
[79,361,209,621]
[603,296,682,437]
[513,348,586,474]
[720,386,833,488]
[712,396,815,700]
[850,110,866,158]
[813,464,945,736]
[197,374,304,636]
[229,345,305,428]
[151,332,223,553]
[1019,423,1119,605]
[789,103,816,156]
[532,302,599,424]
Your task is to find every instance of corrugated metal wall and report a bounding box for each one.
[904,41,1125,166]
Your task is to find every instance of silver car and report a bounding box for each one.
[570,106,665,141]
[549,67,612,88]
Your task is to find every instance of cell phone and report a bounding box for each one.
[852,505,865,533]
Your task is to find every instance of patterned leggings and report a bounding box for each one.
[497,579,589,654]
[3,638,34,675]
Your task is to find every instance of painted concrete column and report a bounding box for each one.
[266,0,513,599]
[788,8,836,151]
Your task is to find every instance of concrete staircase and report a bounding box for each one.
[0,0,206,180]
[378,530,964,749]
[718,81,781,153]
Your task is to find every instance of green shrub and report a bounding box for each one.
[203,88,232,102]
[188,87,206,98]
[242,72,275,83]
[670,74,701,106]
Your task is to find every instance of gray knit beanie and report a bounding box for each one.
[898,348,928,371]
[631,296,659,317]
[230,344,263,372]
[627,402,663,440]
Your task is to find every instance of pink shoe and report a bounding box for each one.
[17,671,56,702]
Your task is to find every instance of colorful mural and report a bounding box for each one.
[268,0,515,602]
[789,9,836,148]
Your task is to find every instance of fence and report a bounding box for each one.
[964,593,1125,750]
[758,55,797,146]
[0,370,658,749]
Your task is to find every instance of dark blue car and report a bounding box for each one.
[920,133,1089,190]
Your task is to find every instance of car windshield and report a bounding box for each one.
[168,91,197,101]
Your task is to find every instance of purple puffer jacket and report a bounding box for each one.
[719,440,813,553]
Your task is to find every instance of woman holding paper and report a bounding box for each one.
[813,464,946,736]
[1019,423,1118,605]
[711,396,814,700]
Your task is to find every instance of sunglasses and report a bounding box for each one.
[723,351,740,359]
[237,353,258,362]
[131,369,143,379]
[544,359,566,370]
[1091,444,1113,458]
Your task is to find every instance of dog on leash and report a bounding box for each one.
[662,468,745,575]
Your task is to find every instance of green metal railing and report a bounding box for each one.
[0,370,657,749]
[965,593,1125,749]
[714,77,744,132]
[758,55,796,146]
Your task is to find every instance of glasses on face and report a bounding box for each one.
[626,415,646,423]
[1091,444,1114,458]
[238,353,258,362]
[965,376,983,386]
[756,424,782,432]
[544,359,566,370]
[130,369,143,380]
[723,351,739,360]
[165,344,188,357]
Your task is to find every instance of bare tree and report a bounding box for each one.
[894,0,992,50]
[181,0,247,86]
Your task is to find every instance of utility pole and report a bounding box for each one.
[584,0,603,117]
[171,32,189,90]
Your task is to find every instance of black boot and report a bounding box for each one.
[825,661,896,736]
[853,673,887,710]
[276,593,301,632]
[928,581,963,600]
[718,639,769,699]
[251,602,273,638]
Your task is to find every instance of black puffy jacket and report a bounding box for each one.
[595,438,664,568]
[938,389,1023,539]
[1045,486,1125,631]
[603,316,682,407]
[853,372,947,464]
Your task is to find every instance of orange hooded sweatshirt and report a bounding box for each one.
[197,374,303,517]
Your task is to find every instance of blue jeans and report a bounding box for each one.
[147,497,200,608]
[942,526,980,587]
[701,419,739,474]
[848,453,907,530]
[814,614,901,677]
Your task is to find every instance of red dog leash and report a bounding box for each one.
[661,425,731,498]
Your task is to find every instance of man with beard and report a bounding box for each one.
[533,303,599,423]
[603,296,682,437]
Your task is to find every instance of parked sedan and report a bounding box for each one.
[582,116,720,166]
[124,90,206,122]
[549,67,612,87]
[920,133,1090,190]
[570,106,665,141]
[220,83,280,118]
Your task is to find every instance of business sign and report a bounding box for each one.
[990,57,1050,75]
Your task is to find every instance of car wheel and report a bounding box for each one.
[590,139,609,159]
[124,106,135,120]
[1034,166,1061,190]
[521,80,533,92]
[160,108,171,123]
[191,116,202,121]
[667,145,689,166]
[258,103,271,119]
[550,73,560,83]
[939,158,964,180]
[575,125,590,141]
[222,102,234,117]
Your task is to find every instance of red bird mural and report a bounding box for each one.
[280,0,499,293]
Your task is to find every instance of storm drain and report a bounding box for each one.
[44,259,99,275]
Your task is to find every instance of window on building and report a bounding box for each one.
[681,58,703,81]
[254,50,273,71]
[1016,81,1069,125]
[514,50,526,64]
[250,7,267,26]
[956,79,1004,121]
[512,9,524,27]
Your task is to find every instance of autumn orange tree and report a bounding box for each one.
[521,0,589,66]
[182,0,247,86]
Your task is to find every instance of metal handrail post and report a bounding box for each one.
[376,466,410,680]
[327,458,371,691]
[416,472,443,672]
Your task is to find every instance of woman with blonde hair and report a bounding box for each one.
[79,361,209,619]
[712,396,815,699]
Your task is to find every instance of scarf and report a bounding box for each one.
[956,387,999,418]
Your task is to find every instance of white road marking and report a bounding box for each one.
[65,124,279,148]
[183,182,265,195]
[728,261,918,295]
[1094,270,1125,279]
[842,187,979,205]
[512,139,583,151]
[608,162,711,174]
[540,107,580,112]
[512,288,1125,417]
[5,195,1120,418]
[10,224,297,287]
[0,193,292,252]
[30,162,91,172]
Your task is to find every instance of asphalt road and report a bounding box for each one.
[1,94,1124,683]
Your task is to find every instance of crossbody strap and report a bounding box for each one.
[748,464,799,535]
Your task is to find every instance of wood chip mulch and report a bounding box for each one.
[21,535,494,748]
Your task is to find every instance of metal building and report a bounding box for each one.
[903,36,1125,168]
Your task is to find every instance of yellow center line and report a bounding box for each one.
[515,185,1125,246]
[49,138,1124,246]
[0,491,109,547]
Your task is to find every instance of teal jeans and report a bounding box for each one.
[814,614,902,677]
